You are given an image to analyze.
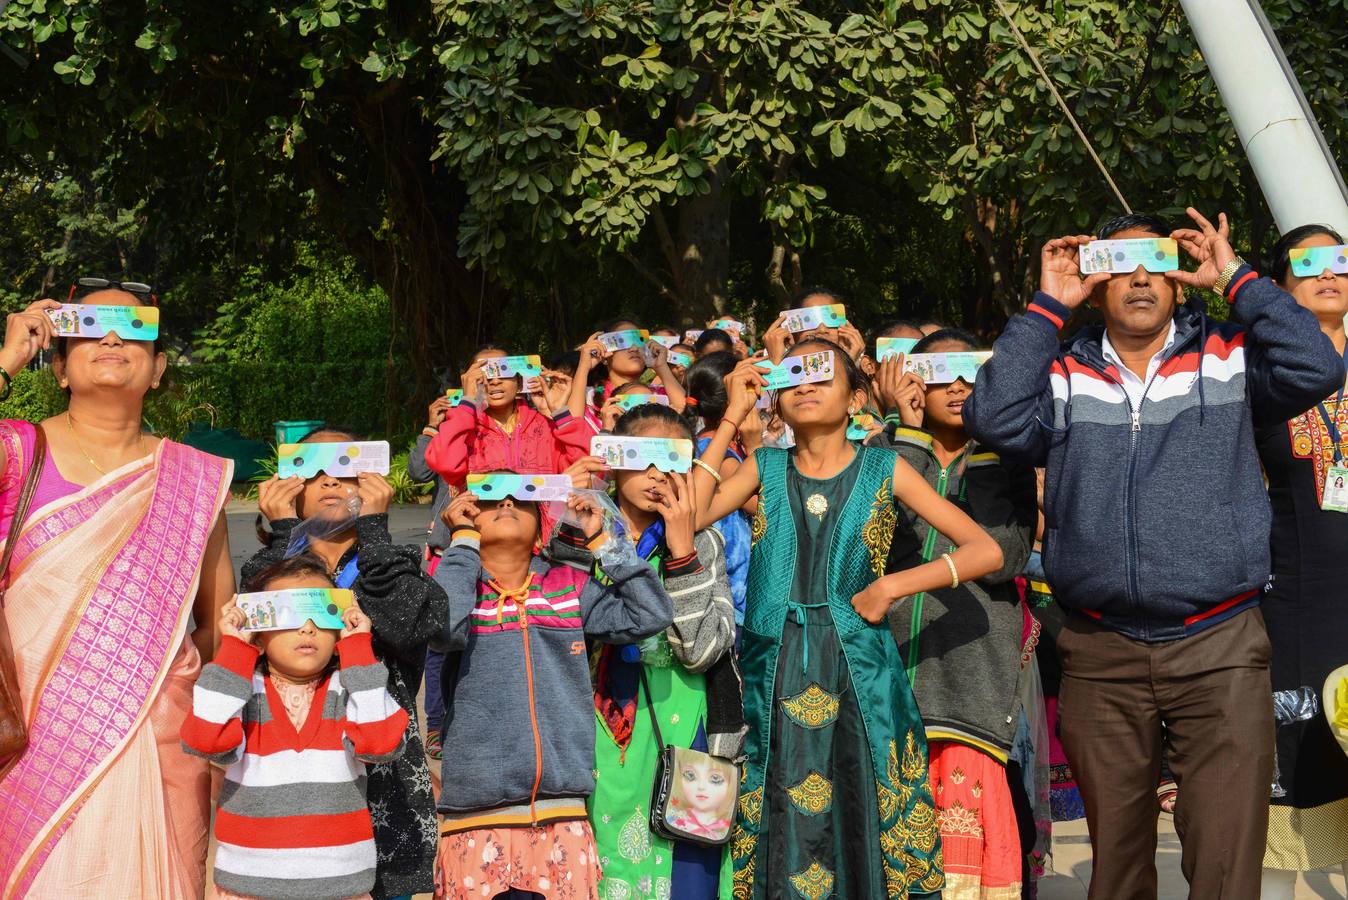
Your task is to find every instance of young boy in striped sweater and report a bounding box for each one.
[182,554,408,900]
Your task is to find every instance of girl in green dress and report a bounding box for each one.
[584,403,743,900]
[692,339,1004,898]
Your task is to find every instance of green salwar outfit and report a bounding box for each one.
[732,446,944,899]
[589,555,733,900]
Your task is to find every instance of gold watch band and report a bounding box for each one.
[1213,258,1245,296]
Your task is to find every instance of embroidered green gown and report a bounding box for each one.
[731,446,944,898]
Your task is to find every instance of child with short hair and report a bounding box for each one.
[182,554,408,900]
[431,482,675,900]
[248,427,448,898]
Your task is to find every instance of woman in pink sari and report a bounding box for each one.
[0,289,236,899]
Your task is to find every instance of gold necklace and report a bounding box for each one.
[66,411,145,476]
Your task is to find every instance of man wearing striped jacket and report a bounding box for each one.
[965,208,1344,899]
[182,624,408,900]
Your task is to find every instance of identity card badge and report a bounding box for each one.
[781,303,845,333]
[876,337,918,361]
[45,304,160,341]
[237,588,356,632]
[278,440,391,479]
[590,435,693,473]
[1078,238,1179,275]
[754,350,835,390]
[466,473,575,503]
[1323,467,1348,513]
[481,355,544,391]
[903,352,991,385]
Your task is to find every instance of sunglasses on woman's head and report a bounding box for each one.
[68,277,158,306]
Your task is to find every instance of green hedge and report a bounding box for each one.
[2,360,414,446]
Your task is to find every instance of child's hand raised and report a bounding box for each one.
[657,472,697,558]
[837,323,867,361]
[542,369,572,413]
[442,490,481,529]
[577,333,605,372]
[876,357,925,427]
[599,398,625,432]
[723,357,769,425]
[220,598,255,644]
[762,313,791,364]
[565,493,607,543]
[563,455,607,490]
[258,474,305,522]
[341,602,372,638]
[356,472,393,516]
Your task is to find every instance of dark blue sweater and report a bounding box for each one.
[965,266,1344,641]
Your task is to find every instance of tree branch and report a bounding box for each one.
[621,249,677,302]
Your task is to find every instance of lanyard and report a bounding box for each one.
[335,555,360,589]
[1315,348,1348,465]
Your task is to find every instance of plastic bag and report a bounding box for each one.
[1270,685,1320,797]
[284,495,362,559]
[547,488,638,569]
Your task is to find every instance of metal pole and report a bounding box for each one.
[1179,0,1348,237]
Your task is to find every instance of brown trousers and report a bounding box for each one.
[1058,608,1274,899]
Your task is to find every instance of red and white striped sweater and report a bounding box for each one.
[181,633,408,900]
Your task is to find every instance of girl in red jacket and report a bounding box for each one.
[425,345,593,489]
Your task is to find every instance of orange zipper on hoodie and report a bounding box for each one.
[518,600,544,824]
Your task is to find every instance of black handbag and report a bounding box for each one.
[639,666,739,847]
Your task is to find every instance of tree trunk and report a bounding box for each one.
[672,161,730,323]
[766,240,802,304]
[961,194,1019,325]
[298,79,502,433]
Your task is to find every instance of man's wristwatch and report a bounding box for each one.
[1213,258,1246,296]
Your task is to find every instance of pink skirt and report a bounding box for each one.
[437,820,602,900]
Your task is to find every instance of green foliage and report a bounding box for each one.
[194,243,391,364]
[0,368,67,423]
[0,0,1342,366]
[387,448,433,504]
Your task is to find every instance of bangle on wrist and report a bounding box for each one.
[0,367,12,402]
[941,552,960,589]
[692,458,722,484]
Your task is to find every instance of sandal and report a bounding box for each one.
[425,728,444,760]
[1156,779,1177,814]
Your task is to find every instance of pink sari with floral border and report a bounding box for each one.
[0,419,232,899]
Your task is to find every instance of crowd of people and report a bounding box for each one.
[0,205,1345,900]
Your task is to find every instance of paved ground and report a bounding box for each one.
[224,502,1348,899]
[1038,816,1345,898]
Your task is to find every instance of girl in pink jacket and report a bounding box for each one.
[425,345,593,488]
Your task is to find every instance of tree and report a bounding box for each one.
[431,1,944,320]
[1,0,1341,375]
